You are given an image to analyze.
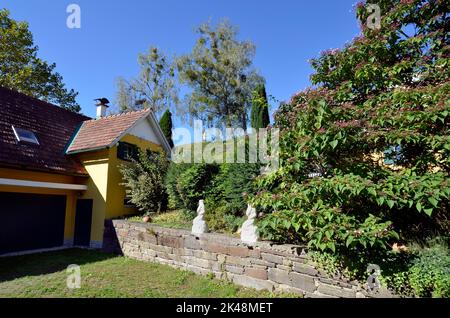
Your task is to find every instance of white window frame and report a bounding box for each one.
[12,125,40,145]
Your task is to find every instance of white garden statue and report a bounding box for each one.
[191,200,208,235]
[240,204,259,244]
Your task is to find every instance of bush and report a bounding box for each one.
[305,237,449,298]
[385,238,450,298]
[249,1,449,298]
[165,163,189,210]
[204,204,246,234]
[165,162,218,212]
[152,210,193,230]
[165,160,261,233]
[176,163,218,211]
[120,150,169,213]
[252,0,450,253]
[166,162,217,213]
[207,163,260,215]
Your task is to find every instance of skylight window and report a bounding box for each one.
[12,126,39,145]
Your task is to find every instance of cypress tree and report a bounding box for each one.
[250,84,270,129]
[159,109,174,148]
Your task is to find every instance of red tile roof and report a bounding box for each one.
[66,109,151,154]
[0,86,90,176]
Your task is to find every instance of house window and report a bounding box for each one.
[12,126,39,145]
[117,142,139,161]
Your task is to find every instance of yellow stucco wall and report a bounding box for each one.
[0,168,85,242]
[75,134,163,244]
[77,149,110,245]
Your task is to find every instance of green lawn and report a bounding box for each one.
[126,210,192,230]
[0,249,294,298]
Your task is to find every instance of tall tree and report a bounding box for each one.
[115,46,179,118]
[0,9,80,112]
[177,20,264,129]
[159,109,174,148]
[250,84,270,129]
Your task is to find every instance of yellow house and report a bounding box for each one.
[0,87,171,255]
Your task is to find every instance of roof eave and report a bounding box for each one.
[0,162,89,178]
[66,145,109,155]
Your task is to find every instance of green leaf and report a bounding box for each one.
[316,232,323,243]
[329,140,338,149]
[346,235,354,247]
[327,242,336,253]
[424,208,433,216]
[368,188,377,197]
[318,100,327,108]
[416,201,422,212]
[387,200,395,209]
[376,197,385,206]
[428,197,438,208]
[391,231,399,240]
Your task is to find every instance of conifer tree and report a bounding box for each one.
[159,109,174,148]
[250,84,270,129]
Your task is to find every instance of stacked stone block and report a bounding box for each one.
[102,220,393,298]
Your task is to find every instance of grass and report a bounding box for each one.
[126,210,192,230]
[0,249,297,298]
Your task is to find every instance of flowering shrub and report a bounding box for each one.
[252,0,449,254]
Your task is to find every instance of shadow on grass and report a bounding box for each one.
[0,248,115,283]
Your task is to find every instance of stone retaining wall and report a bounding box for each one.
[102,219,393,298]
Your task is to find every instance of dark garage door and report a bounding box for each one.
[0,192,66,255]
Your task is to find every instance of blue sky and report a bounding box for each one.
[3,0,361,125]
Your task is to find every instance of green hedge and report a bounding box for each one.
[165,161,260,232]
